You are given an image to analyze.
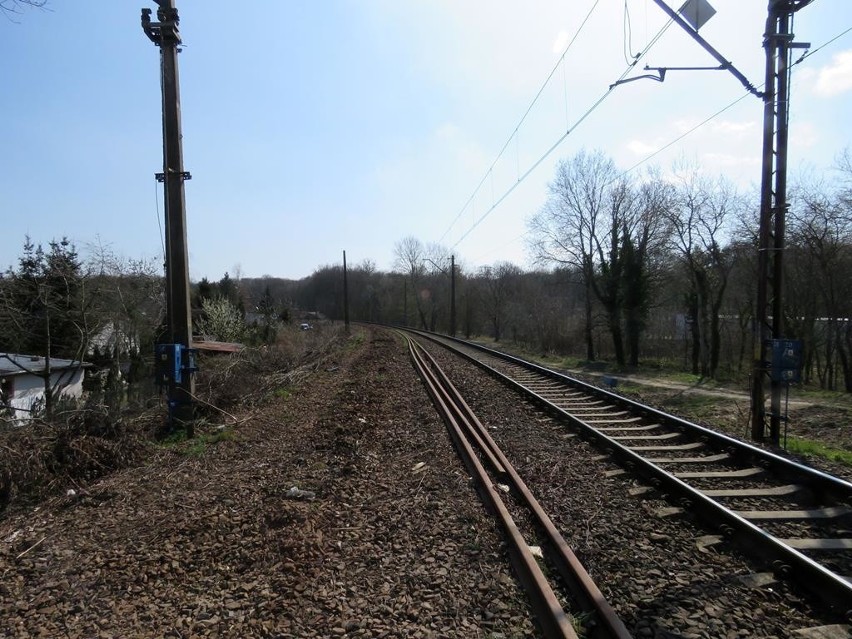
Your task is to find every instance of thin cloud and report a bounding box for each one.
[790,121,818,149]
[712,120,755,134]
[814,50,852,97]
[552,30,569,54]
[627,139,660,155]
[702,152,760,167]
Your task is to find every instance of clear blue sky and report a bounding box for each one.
[2,1,851,280]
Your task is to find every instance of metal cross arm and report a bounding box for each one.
[650,0,762,98]
[141,3,181,45]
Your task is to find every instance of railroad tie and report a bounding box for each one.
[736,506,852,522]
[702,484,804,498]
[674,467,764,479]
[647,453,731,464]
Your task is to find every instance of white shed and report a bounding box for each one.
[0,353,89,422]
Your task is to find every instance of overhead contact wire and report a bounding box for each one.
[437,0,602,244]
[455,22,850,262]
[451,17,675,249]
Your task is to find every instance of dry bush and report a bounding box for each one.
[194,323,346,417]
[0,323,349,517]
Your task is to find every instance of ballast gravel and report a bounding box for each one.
[2,326,850,639]
[419,336,851,639]
[0,329,536,638]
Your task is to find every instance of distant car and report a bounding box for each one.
[300,323,313,331]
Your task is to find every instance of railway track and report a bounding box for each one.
[402,331,632,639]
[403,328,852,617]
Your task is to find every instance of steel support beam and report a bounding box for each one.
[751,2,798,443]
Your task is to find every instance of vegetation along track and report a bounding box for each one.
[402,331,632,639]
[402,328,852,619]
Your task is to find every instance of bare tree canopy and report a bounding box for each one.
[528,149,672,365]
[1,0,47,18]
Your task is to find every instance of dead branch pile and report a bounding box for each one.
[0,325,348,517]
[0,407,158,516]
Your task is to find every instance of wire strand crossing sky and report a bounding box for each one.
[1,1,851,280]
[438,0,603,245]
[449,15,677,250]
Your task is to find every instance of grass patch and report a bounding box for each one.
[159,426,235,457]
[792,387,852,408]
[786,437,852,466]
[569,610,596,638]
[646,392,719,413]
[661,370,705,385]
[346,330,366,351]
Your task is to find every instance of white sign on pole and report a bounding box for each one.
[679,0,717,31]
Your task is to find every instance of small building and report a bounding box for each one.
[0,353,89,422]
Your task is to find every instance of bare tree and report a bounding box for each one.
[88,243,164,406]
[478,262,521,342]
[529,149,651,365]
[530,151,607,360]
[1,0,47,18]
[787,170,852,391]
[665,163,738,378]
[623,174,675,366]
[393,237,429,330]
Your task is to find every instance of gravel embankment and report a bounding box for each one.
[0,328,537,638]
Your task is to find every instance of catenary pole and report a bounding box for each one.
[343,250,350,329]
[750,1,810,443]
[450,255,456,337]
[643,0,811,444]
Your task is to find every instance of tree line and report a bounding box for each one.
[2,147,850,416]
[287,149,852,391]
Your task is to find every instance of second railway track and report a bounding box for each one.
[399,327,852,629]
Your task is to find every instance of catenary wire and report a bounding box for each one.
[154,179,166,265]
[450,17,675,250]
[437,0,602,244]
[794,25,852,65]
[466,25,852,264]
[623,0,640,65]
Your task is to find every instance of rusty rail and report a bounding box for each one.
[403,333,632,639]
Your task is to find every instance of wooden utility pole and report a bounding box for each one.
[450,255,456,337]
[343,250,350,329]
[142,1,195,431]
[750,0,811,443]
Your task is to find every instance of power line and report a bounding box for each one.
[793,24,852,66]
[464,25,852,266]
[622,92,752,176]
[450,19,851,253]
[437,0,602,244]
[450,17,675,250]
[623,23,852,177]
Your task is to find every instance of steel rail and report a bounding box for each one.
[404,329,852,615]
[413,343,633,639]
[403,335,580,639]
[419,331,852,503]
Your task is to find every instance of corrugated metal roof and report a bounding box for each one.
[0,353,90,376]
[193,341,244,354]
